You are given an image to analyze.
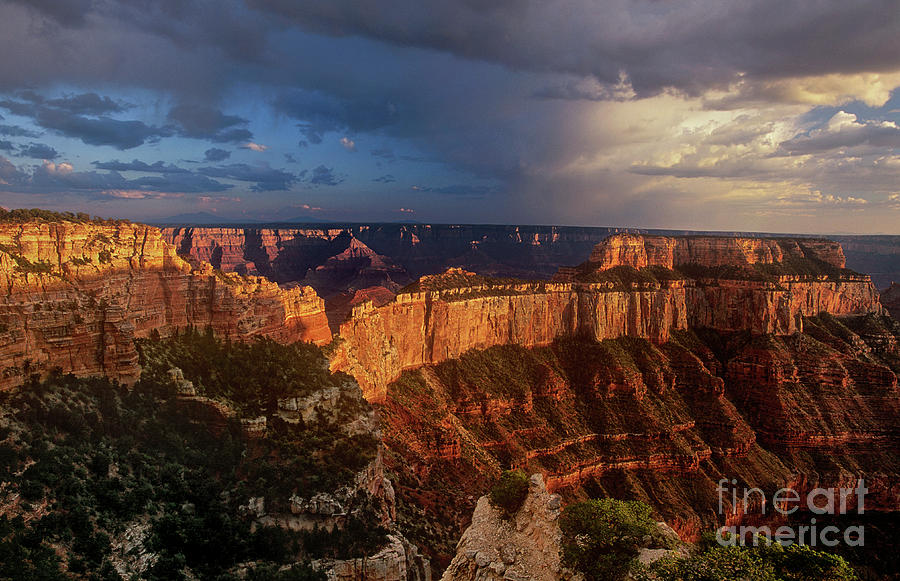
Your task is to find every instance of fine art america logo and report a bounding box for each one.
[716,479,867,547]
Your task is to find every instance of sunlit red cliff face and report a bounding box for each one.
[0,221,330,390]
[330,235,881,402]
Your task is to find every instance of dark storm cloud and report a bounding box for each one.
[7,0,92,27]
[308,165,342,186]
[248,0,900,96]
[0,96,172,149]
[204,148,231,162]
[12,91,126,115]
[35,110,172,149]
[0,125,40,138]
[198,163,298,191]
[168,104,252,143]
[275,90,396,144]
[92,159,190,173]
[19,142,59,160]
[0,140,14,152]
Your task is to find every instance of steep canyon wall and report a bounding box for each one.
[0,221,330,390]
[331,262,881,402]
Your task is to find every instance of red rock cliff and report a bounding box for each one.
[588,233,846,270]
[331,258,882,402]
[0,221,330,389]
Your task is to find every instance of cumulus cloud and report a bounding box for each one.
[705,72,900,110]
[33,91,126,115]
[779,111,900,155]
[0,93,172,149]
[339,136,356,151]
[198,162,297,191]
[19,142,59,160]
[0,155,25,185]
[776,190,869,208]
[92,159,189,173]
[308,164,342,186]
[168,103,252,143]
[204,148,231,162]
[241,142,268,152]
[0,157,232,196]
[0,124,40,138]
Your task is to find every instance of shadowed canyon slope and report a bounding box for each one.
[322,234,896,568]
[0,219,330,390]
[379,318,900,565]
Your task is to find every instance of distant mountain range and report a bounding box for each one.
[154,211,334,225]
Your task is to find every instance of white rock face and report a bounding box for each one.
[441,474,582,581]
[315,534,432,581]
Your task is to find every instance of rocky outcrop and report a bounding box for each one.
[588,234,846,270]
[315,534,432,581]
[0,220,330,390]
[441,474,579,581]
[303,237,412,298]
[882,282,900,319]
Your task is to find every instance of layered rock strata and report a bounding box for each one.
[0,220,330,389]
[378,315,900,565]
[331,236,881,402]
[587,233,847,270]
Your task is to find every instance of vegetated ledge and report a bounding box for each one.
[331,236,884,403]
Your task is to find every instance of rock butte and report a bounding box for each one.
[0,221,330,390]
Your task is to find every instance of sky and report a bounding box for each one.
[0,1,899,232]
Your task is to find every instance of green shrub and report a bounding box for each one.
[489,469,529,517]
[642,545,778,581]
[560,498,658,581]
[0,338,385,579]
[0,208,126,225]
[639,535,856,581]
[762,543,856,581]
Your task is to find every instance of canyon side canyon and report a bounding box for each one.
[3,218,900,578]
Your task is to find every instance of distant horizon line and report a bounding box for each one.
[2,205,897,237]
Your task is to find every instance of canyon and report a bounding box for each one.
[161,224,900,288]
[3,217,900,578]
[0,220,330,390]
[329,234,881,402]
